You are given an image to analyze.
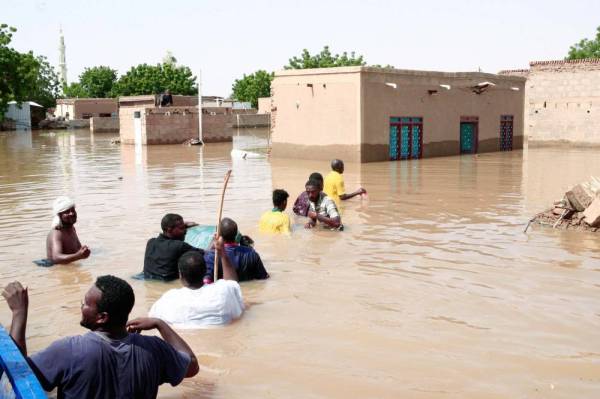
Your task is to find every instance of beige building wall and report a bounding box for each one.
[361,69,525,161]
[271,67,525,163]
[523,59,600,144]
[257,97,271,114]
[271,67,363,163]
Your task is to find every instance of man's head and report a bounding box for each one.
[178,251,206,288]
[308,172,324,190]
[331,159,344,174]
[220,217,238,243]
[80,275,135,331]
[272,189,289,211]
[52,196,76,229]
[305,179,322,203]
[161,213,186,240]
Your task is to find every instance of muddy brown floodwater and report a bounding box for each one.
[1,128,599,398]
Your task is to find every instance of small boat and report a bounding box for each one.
[0,326,46,398]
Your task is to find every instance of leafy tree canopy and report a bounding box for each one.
[231,70,273,108]
[113,62,197,96]
[284,46,366,69]
[0,24,59,121]
[567,26,600,60]
[62,66,117,98]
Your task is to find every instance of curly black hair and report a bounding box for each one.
[272,189,289,208]
[95,275,135,327]
[161,213,183,232]
[178,251,206,284]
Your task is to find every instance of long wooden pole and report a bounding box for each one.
[214,170,232,282]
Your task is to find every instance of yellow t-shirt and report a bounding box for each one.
[324,170,345,207]
[259,210,291,234]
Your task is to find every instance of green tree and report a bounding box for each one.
[0,24,59,121]
[77,66,117,98]
[112,63,197,96]
[284,46,366,69]
[567,26,600,59]
[62,82,89,98]
[231,70,273,108]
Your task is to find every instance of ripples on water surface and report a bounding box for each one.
[0,129,599,398]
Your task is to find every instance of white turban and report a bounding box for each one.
[51,196,75,228]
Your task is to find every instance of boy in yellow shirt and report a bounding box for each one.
[259,189,291,234]
[324,159,366,207]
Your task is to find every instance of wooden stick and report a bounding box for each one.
[214,170,232,282]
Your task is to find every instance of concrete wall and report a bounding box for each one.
[258,97,271,114]
[271,66,525,163]
[232,113,270,127]
[361,68,525,161]
[521,59,600,144]
[90,116,119,133]
[271,67,363,162]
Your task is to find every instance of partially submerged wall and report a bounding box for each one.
[119,106,233,144]
[90,116,119,133]
[271,67,525,163]
[271,67,363,162]
[519,59,600,145]
[361,68,525,161]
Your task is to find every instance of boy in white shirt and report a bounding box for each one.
[149,237,244,328]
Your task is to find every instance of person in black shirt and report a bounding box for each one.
[143,214,201,281]
[159,89,173,107]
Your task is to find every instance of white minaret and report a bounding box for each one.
[58,28,68,86]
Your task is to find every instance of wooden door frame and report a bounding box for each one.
[390,117,423,160]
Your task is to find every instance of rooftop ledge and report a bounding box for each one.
[274,66,526,81]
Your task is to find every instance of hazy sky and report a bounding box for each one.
[4,0,600,96]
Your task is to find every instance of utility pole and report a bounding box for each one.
[198,69,203,144]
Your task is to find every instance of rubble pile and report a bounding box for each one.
[532,177,600,232]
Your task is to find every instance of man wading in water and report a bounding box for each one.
[2,276,199,398]
[305,179,343,230]
[46,196,90,264]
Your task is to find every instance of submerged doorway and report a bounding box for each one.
[500,115,514,151]
[459,116,478,154]
[389,117,423,160]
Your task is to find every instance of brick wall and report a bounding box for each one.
[145,107,198,144]
[90,116,119,133]
[119,106,234,144]
[501,59,600,144]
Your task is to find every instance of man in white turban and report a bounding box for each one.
[46,196,90,264]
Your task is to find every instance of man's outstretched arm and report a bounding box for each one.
[127,317,199,378]
[340,188,366,200]
[2,281,29,355]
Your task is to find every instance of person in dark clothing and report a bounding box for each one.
[159,89,173,107]
[143,213,201,281]
[1,276,199,399]
[204,218,269,283]
[293,172,323,216]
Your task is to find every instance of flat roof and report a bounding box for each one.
[275,66,526,82]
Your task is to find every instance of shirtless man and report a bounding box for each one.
[46,196,90,264]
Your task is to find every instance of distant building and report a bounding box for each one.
[118,95,234,144]
[271,66,525,163]
[500,58,600,145]
[2,101,44,130]
[55,98,118,120]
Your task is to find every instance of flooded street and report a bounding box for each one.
[1,128,599,398]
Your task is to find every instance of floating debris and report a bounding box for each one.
[528,177,600,232]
